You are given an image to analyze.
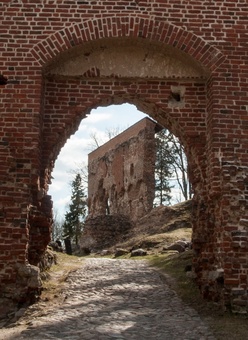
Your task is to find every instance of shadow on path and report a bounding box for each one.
[3,258,215,340]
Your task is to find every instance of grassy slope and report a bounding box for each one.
[112,201,193,252]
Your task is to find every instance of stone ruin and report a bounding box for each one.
[81,117,161,252]
[80,214,133,254]
[88,117,160,221]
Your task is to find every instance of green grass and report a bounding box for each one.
[148,251,200,302]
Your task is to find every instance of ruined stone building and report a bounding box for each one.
[88,117,160,222]
[1,0,248,315]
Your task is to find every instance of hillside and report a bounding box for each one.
[109,200,192,254]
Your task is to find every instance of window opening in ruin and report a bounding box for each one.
[106,199,110,215]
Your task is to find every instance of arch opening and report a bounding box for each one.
[49,102,192,212]
[40,34,208,254]
[48,103,194,256]
[30,33,210,308]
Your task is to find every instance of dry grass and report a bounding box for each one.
[41,253,84,303]
[114,227,192,251]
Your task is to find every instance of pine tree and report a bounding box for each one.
[63,173,87,245]
[154,129,173,205]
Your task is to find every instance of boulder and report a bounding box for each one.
[163,243,185,253]
[100,249,112,256]
[114,248,130,257]
[131,248,147,257]
[17,263,42,289]
[163,239,191,253]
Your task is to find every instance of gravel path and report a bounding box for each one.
[1,258,215,340]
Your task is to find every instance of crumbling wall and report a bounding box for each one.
[88,118,159,222]
[80,215,132,252]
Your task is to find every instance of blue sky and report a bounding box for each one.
[48,104,148,219]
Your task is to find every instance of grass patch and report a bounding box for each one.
[149,250,199,303]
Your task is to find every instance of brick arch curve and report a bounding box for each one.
[30,16,225,72]
[38,15,222,200]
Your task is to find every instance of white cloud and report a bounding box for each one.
[52,195,71,216]
[84,111,112,124]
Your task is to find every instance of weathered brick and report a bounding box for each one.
[0,0,248,316]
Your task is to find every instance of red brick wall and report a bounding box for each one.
[88,117,158,221]
[0,0,248,313]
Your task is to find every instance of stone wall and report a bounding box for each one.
[80,215,133,252]
[0,0,248,314]
[88,118,159,221]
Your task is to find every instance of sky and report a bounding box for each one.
[48,103,148,219]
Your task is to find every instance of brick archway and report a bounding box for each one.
[38,24,212,309]
[1,3,248,316]
[30,16,225,72]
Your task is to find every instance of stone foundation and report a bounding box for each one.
[80,215,133,252]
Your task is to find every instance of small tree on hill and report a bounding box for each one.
[168,133,191,201]
[63,173,87,246]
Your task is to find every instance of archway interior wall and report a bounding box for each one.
[42,76,208,251]
[38,36,209,282]
[42,73,209,261]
